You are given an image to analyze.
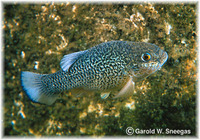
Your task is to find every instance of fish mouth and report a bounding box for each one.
[140,51,168,76]
[145,51,168,73]
[157,51,168,70]
[130,50,168,81]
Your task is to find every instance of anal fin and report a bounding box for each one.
[70,88,93,97]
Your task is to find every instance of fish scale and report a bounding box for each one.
[21,41,168,105]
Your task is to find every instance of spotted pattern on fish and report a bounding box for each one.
[21,41,168,105]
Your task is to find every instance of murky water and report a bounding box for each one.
[3,3,197,136]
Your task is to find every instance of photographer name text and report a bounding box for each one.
[126,127,191,135]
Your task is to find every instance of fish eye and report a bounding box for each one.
[141,53,151,62]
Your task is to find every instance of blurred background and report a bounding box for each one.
[3,2,197,136]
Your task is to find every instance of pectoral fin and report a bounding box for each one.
[114,78,135,98]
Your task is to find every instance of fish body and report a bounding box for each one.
[21,41,168,105]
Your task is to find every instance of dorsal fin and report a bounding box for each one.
[60,50,87,72]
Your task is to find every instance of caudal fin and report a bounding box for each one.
[21,71,59,105]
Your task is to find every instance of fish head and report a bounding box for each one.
[128,42,168,81]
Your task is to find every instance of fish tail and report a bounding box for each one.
[21,71,59,105]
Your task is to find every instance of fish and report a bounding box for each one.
[21,41,168,105]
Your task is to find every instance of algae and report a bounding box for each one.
[3,2,197,137]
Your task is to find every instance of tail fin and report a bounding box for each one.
[21,71,59,105]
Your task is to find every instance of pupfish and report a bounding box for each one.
[21,41,168,105]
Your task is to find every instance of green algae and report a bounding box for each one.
[3,2,197,136]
